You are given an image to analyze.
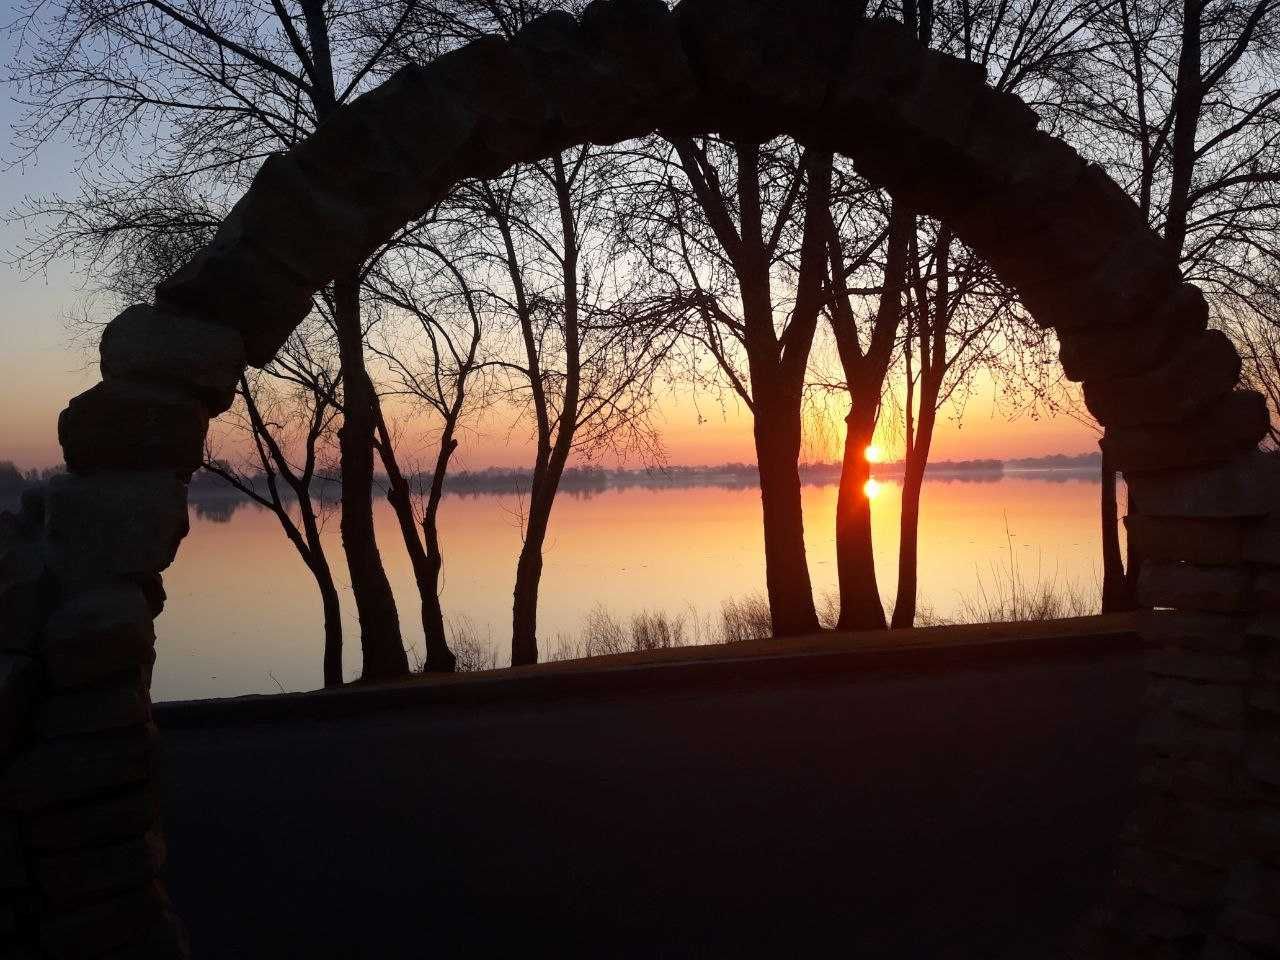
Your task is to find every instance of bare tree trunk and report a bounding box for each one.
[1100,443,1134,612]
[512,489,554,666]
[334,274,408,681]
[300,0,405,681]
[1124,478,1144,603]
[419,435,460,673]
[836,401,887,631]
[753,398,821,636]
[315,560,344,687]
[891,401,937,629]
[374,394,457,673]
[1166,0,1203,257]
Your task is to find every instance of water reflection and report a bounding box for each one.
[152,473,1112,702]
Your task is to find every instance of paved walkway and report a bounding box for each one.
[157,627,1145,958]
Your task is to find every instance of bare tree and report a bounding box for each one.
[887,0,1097,627]
[819,187,903,631]
[447,147,676,665]
[204,329,346,686]
[364,225,494,673]
[618,136,834,636]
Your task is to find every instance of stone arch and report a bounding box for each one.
[3,0,1277,955]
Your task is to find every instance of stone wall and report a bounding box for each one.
[1074,457,1280,958]
[0,0,1276,956]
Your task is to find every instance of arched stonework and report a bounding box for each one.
[1,1,1276,956]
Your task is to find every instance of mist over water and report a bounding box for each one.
[117,472,1109,702]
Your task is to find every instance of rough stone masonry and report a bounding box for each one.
[1,0,1277,956]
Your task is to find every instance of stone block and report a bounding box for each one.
[1246,518,1280,566]
[1255,570,1280,612]
[1201,933,1264,959]
[512,14,623,145]
[1123,893,1196,942]
[416,35,556,179]
[1224,860,1280,915]
[27,785,159,853]
[1033,233,1182,338]
[131,572,167,618]
[1101,391,1269,474]
[1084,330,1241,429]
[35,830,164,903]
[1138,754,1236,802]
[155,241,313,369]
[39,880,173,959]
[0,653,37,755]
[39,683,150,739]
[1247,684,1280,714]
[1128,452,1280,518]
[1253,803,1280,863]
[1260,651,1280,690]
[45,472,188,583]
[0,576,44,654]
[43,586,155,690]
[1127,795,1241,868]
[975,158,1127,296]
[96,909,190,960]
[0,825,27,890]
[1140,610,1249,654]
[827,19,931,145]
[1059,317,1198,384]
[0,725,154,814]
[100,304,245,415]
[59,380,208,477]
[1215,905,1280,951]
[1138,563,1253,614]
[1144,677,1245,728]
[580,0,693,127]
[1115,844,1225,907]
[1125,515,1246,566]
[1249,613,1280,641]
[320,63,480,191]
[1138,709,1245,761]
[1248,746,1280,789]
[680,0,860,142]
[205,154,372,295]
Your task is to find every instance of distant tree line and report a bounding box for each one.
[7,0,1279,685]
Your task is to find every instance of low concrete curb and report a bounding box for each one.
[154,627,1146,730]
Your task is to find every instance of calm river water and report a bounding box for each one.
[125,471,1112,702]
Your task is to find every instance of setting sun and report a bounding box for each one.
[863,478,882,499]
[864,445,883,464]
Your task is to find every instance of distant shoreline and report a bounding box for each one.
[1,453,1103,514]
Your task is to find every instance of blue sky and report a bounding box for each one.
[1,1,98,467]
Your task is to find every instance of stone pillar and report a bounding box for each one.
[0,305,245,958]
[1079,453,1280,958]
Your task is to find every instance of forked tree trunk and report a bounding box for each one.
[334,275,408,681]
[836,403,887,631]
[378,413,457,673]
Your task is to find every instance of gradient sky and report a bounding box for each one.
[0,13,1098,471]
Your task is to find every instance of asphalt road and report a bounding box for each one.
[158,647,1145,958]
